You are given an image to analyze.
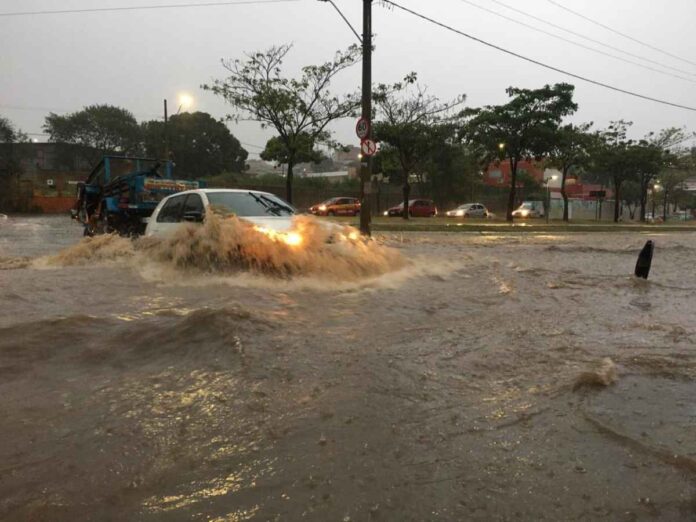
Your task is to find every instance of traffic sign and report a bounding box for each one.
[360,139,377,157]
[356,118,370,140]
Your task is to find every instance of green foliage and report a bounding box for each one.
[373,73,467,217]
[203,44,361,203]
[141,111,248,178]
[547,122,595,220]
[43,104,141,165]
[463,83,578,221]
[260,133,323,166]
[0,116,28,143]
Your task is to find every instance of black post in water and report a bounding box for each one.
[634,240,654,279]
[359,0,372,236]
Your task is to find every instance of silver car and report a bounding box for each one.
[445,203,489,218]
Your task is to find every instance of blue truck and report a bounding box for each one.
[72,156,203,236]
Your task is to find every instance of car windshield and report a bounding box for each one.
[206,192,295,217]
[458,204,472,209]
[520,202,535,209]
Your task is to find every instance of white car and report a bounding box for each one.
[145,189,296,237]
[445,203,489,218]
[512,201,544,219]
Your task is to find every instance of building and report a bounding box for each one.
[0,142,95,212]
[483,159,545,187]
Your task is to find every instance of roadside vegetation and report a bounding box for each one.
[2,44,696,222]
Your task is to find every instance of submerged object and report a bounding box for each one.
[634,240,654,279]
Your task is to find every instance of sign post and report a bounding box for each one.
[356,117,370,141]
[360,139,377,157]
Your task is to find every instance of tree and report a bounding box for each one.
[591,121,639,223]
[620,180,641,220]
[0,116,28,143]
[373,74,466,219]
[464,83,577,221]
[629,141,663,222]
[637,127,695,221]
[203,44,360,204]
[547,122,594,221]
[0,116,29,211]
[43,104,141,165]
[142,111,248,178]
[260,132,324,169]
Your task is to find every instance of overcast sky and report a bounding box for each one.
[2,0,696,158]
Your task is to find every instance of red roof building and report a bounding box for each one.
[483,160,545,187]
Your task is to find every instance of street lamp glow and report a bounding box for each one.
[177,93,194,112]
[498,142,505,150]
[551,174,558,181]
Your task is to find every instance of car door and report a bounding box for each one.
[182,193,205,223]
[427,201,436,216]
[473,204,484,217]
[337,198,350,215]
[150,194,187,236]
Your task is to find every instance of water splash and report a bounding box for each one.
[34,215,406,282]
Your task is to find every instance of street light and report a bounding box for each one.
[651,182,661,220]
[177,92,194,114]
[545,174,558,224]
[163,93,195,162]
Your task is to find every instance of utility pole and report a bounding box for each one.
[163,99,169,162]
[359,0,372,236]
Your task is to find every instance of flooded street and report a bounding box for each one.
[1,215,696,521]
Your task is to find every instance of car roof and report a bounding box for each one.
[165,188,277,198]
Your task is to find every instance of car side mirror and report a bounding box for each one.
[183,211,204,223]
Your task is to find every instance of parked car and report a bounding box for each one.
[384,199,437,217]
[512,201,544,218]
[145,189,296,238]
[309,197,361,216]
[445,203,489,218]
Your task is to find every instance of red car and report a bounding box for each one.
[309,197,361,216]
[384,199,437,217]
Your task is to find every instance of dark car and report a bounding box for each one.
[384,199,437,217]
[309,197,361,216]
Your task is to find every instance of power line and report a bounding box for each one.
[379,0,696,112]
[546,0,696,69]
[0,0,300,18]
[488,0,696,78]
[458,0,696,84]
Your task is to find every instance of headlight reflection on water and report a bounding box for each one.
[253,226,303,247]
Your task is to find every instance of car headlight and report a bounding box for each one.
[456,210,465,216]
[318,205,327,211]
[383,210,389,216]
[521,210,529,217]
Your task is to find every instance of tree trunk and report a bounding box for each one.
[561,165,569,222]
[639,175,650,222]
[613,177,622,223]
[285,160,294,204]
[506,157,517,222]
[663,189,669,221]
[402,181,411,220]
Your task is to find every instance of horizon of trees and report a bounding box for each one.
[2,44,695,221]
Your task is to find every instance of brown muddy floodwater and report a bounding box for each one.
[1,215,696,521]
